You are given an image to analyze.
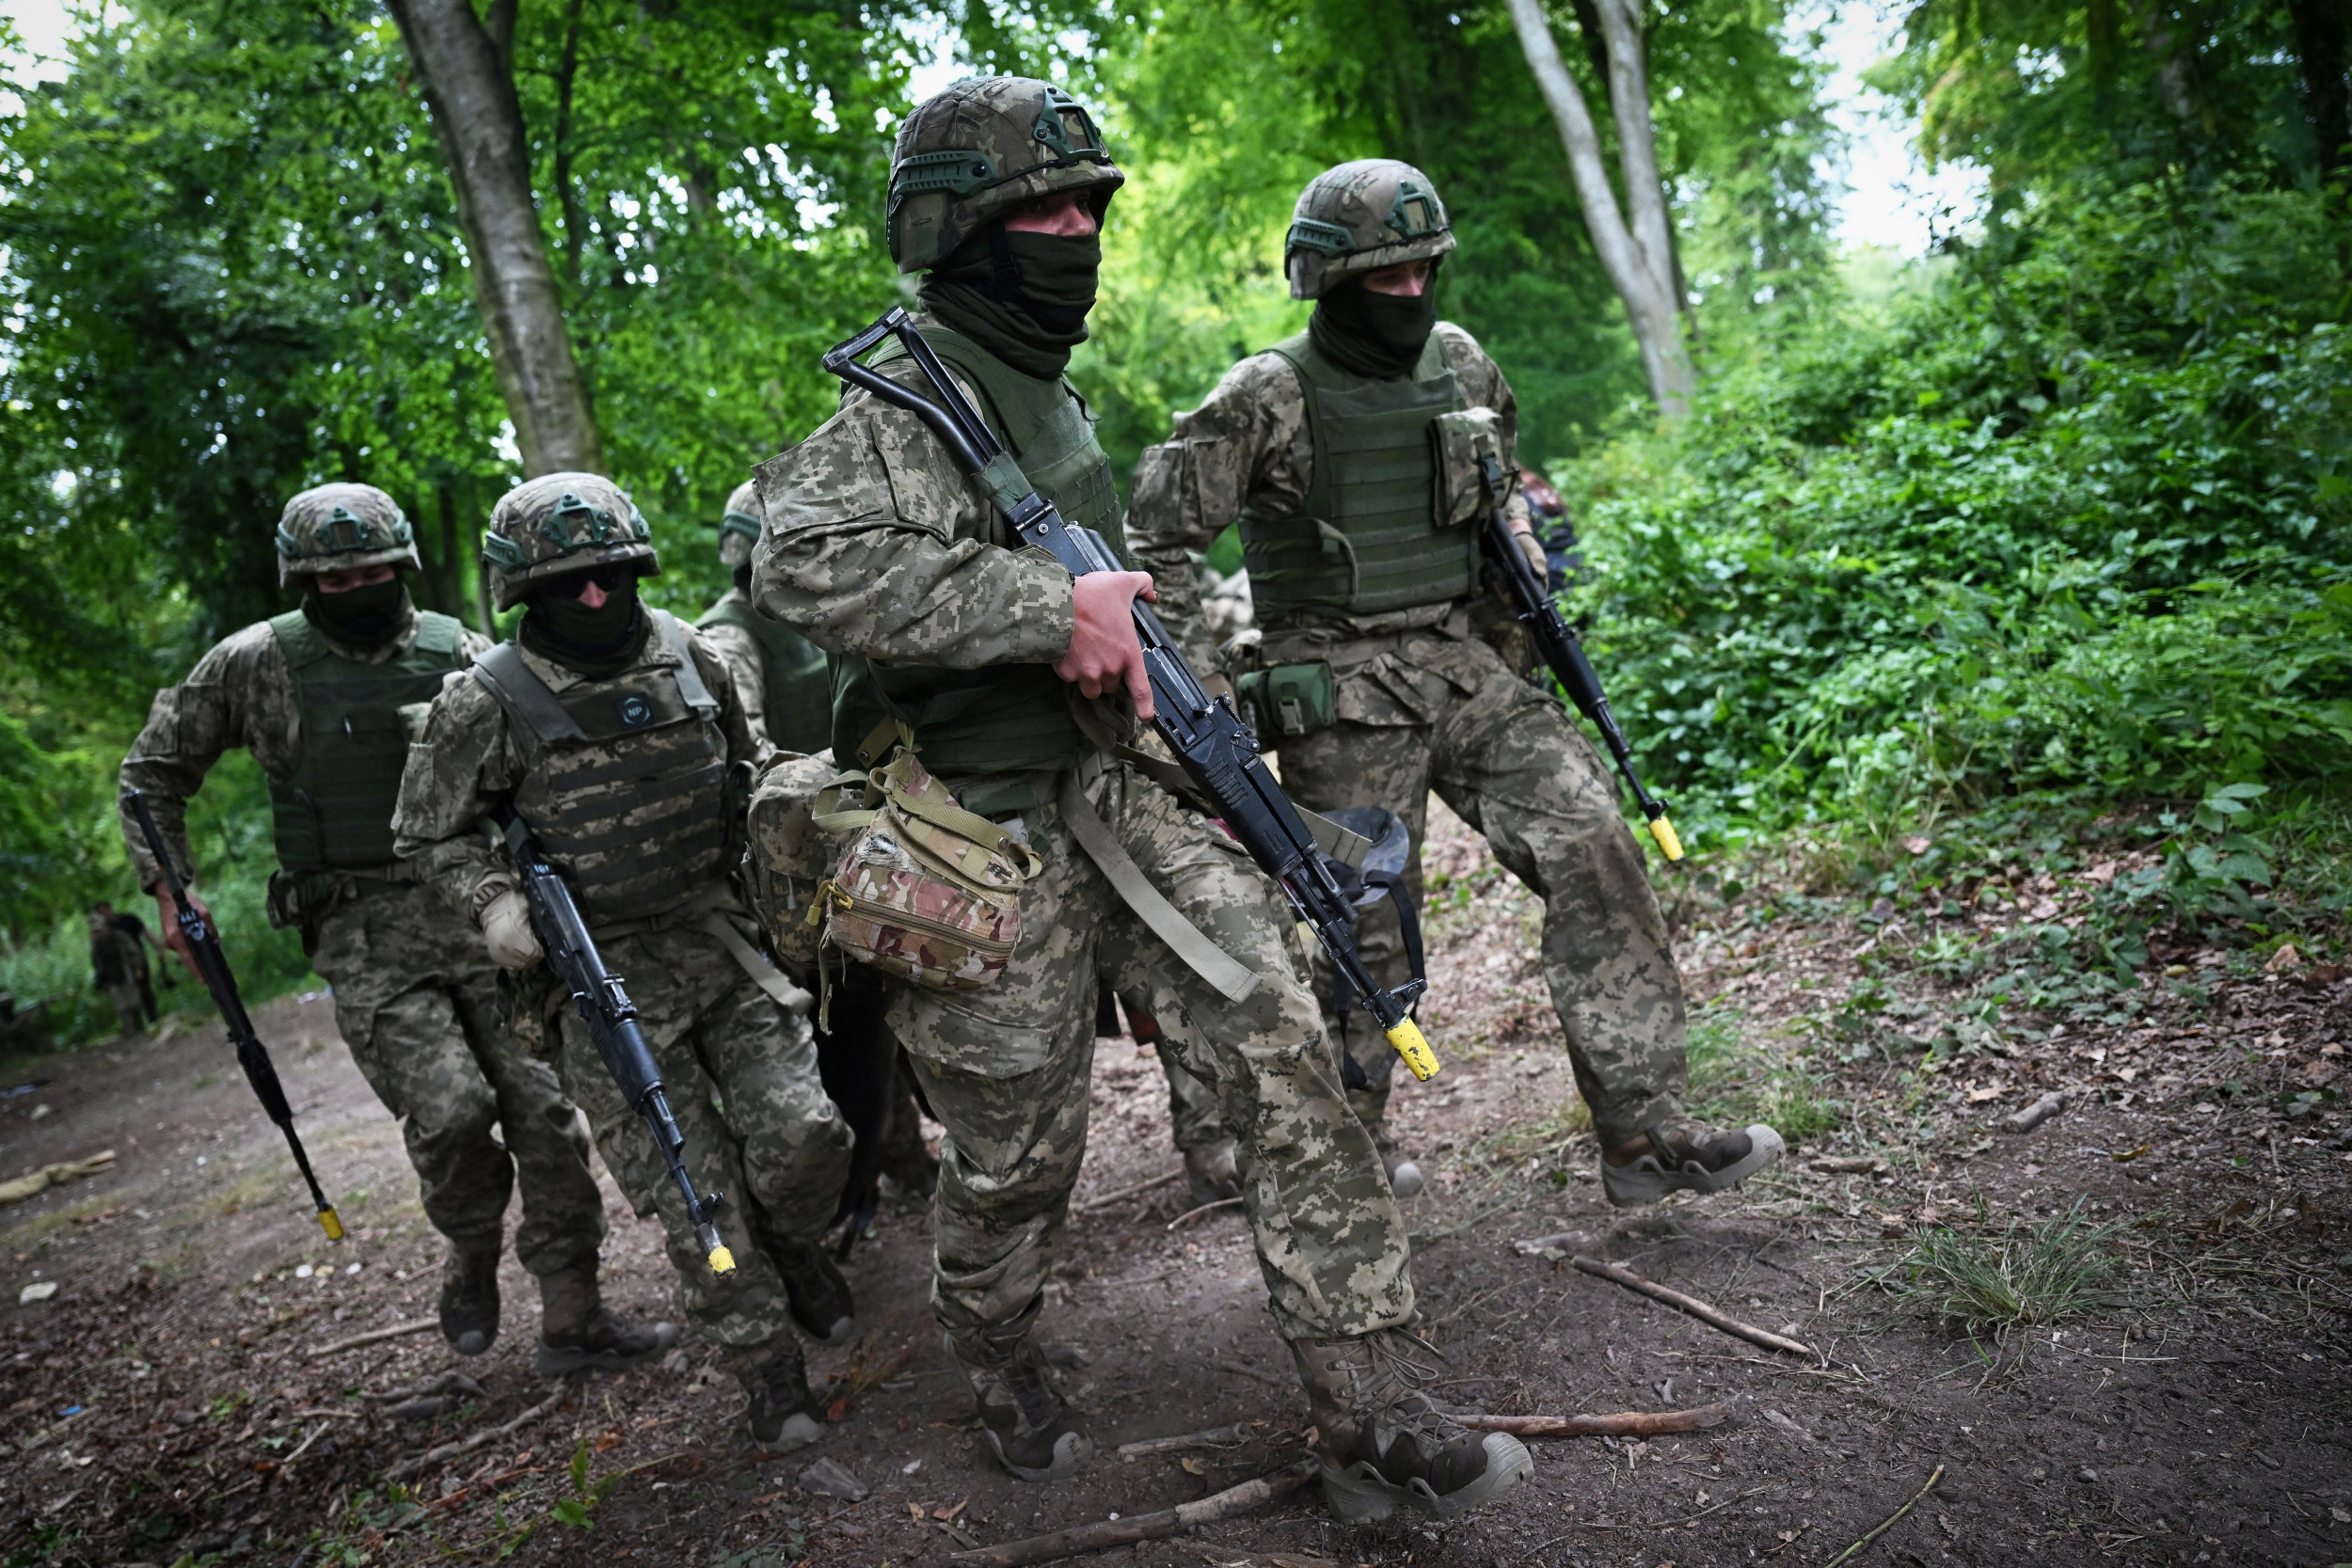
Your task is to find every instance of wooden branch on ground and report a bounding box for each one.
[946,1459,1317,1567]
[1113,1423,1257,1457]
[1456,1400,1737,1437]
[384,1382,571,1481]
[1571,1256,1814,1356]
[2003,1091,2065,1133]
[1823,1465,1944,1567]
[310,1318,437,1360]
[1074,1170,1182,1214]
[1165,1196,1243,1230]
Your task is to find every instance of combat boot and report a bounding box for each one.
[946,1306,1094,1482]
[726,1338,825,1449]
[1289,1328,1532,1523]
[1601,1120,1784,1208]
[438,1235,502,1357]
[774,1240,857,1344]
[1184,1137,1241,1208]
[1371,1126,1424,1199]
[532,1265,679,1376]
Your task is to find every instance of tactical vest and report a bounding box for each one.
[831,323,1119,776]
[267,608,469,874]
[467,610,729,924]
[1238,330,1473,626]
[696,590,833,755]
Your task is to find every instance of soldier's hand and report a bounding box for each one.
[152,888,210,983]
[481,891,545,971]
[1511,520,1547,578]
[1056,571,1158,721]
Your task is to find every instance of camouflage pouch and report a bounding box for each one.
[1236,661,1337,739]
[744,750,853,975]
[809,740,1043,994]
[264,869,336,930]
[1430,405,1507,528]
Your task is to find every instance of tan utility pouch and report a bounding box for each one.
[807,728,1043,993]
[1430,405,1509,527]
[744,750,854,974]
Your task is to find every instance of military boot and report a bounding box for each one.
[1289,1328,1533,1523]
[726,1338,825,1449]
[532,1265,679,1377]
[1183,1137,1241,1208]
[946,1307,1094,1482]
[438,1235,503,1357]
[774,1241,856,1345]
[1372,1126,1424,1200]
[1601,1120,1784,1208]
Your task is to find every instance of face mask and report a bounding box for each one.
[302,576,409,646]
[1309,273,1440,380]
[917,223,1104,378]
[522,569,644,676]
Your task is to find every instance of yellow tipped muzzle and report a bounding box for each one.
[708,1245,737,1275]
[317,1208,345,1242]
[1646,815,1683,862]
[1386,1018,1440,1082]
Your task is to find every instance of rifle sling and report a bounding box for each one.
[1057,767,1261,1006]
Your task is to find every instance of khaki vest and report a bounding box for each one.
[267,608,469,874]
[467,610,729,924]
[832,323,1118,776]
[1239,331,1473,625]
[696,590,833,755]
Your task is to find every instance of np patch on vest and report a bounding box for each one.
[615,691,656,729]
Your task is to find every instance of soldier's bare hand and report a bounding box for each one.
[1056,572,1157,720]
[152,888,210,983]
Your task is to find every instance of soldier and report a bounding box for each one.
[1126,161,1784,1208]
[751,77,1531,1522]
[119,483,660,1371]
[697,481,834,755]
[87,902,159,1037]
[393,474,855,1448]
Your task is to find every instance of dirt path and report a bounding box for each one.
[5,805,2350,1566]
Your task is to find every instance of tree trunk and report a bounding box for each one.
[385,0,602,477]
[1505,0,1696,415]
[2285,0,2349,176]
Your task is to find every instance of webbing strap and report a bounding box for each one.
[590,881,813,1016]
[1057,771,1260,1006]
[651,610,719,721]
[469,642,590,742]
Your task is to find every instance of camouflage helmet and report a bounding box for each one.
[481,472,660,610]
[717,479,762,572]
[274,483,420,587]
[1283,159,1455,300]
[886,76,1123,273]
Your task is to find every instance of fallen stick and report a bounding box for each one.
[309,1318,437,1360]
[384,1382,571,1481]
[2002,1091,2064,1133]
[946,1459,1317,1566]
[1075,1169,1182,1214]
[1455,1399,1737,1437]
[1821,1465,1943,1567]
[1166,1196,1243,1231]
[1113,1423,1255,1457]
[1571,1256,1814,1356]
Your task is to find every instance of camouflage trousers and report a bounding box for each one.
[886,758,1413,1345]
[102,976,153,1038]
[308,880,605,1276]
[554,908,852,1350]
[1263,617,1690,1151]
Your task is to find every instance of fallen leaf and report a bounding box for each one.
[1966,1085,2005,1102]
[1902,834,1932,856]
[1180,1456,1206,1475]
[2110,1145,2148,1163]
[932,1495,967,1522]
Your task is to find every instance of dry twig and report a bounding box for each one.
[1822,1465,1944,1567]
[1074,1169,1182,1214]
[946,1459,1316,1566]
[1113,1423,1257,1457]
[1455,1399,1736,1437]
[1571,1256,1814,1355]
[384,1382,572,1481]
[309,1317,437,1360]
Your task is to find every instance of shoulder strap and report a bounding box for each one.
[652,609,720,722]
[468,641,589,743]
[412,610,468,659]
[265,608,327,673]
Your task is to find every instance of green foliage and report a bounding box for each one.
[1687,1001,1846,1144]
[1889,1199,2131,1336]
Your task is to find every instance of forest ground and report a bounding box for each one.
[4,803,2349,1568]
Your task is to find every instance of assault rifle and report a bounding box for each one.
[1478,455,1683,863]
[822,308,1440,1083]
[497,811,737,1275]
[121,789,344,1240]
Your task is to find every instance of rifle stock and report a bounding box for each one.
[821,309,1439,1082]
[120,789,344,1240]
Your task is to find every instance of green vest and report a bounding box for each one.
[267,608,469,874]
[831,324,1119,776]
[696,590,833,755]
[1239,331,1472,625]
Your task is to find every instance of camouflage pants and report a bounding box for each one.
[101,977,151,1038]
[309,881,605,1276]
[1266,621,1689,1150]
[554,911,852,1350]
[1110,987,1228,1154]
[886,759,1413,1345]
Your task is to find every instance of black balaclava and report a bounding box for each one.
[732,562,754,594]
[520,566,646,679]
[918,220,1103,380]
[1309,269,1441,380]
[301,576,410,648]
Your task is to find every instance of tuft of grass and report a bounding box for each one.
[1892,1200,2131,1336]
[1687,1004,1846,1146]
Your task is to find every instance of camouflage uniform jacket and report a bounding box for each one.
[1125,321,1533,673]
[121,603,490,892]
[391,619,766,926]
[749,317,1091,690]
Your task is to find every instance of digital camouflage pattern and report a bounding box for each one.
[1283,159,1456,301]
[274,482,421,586]
[118,608,610,1275]
[481,471,660,610]
[394,619,850,1349]
[1126,322,1530,672]
[718,478,764,571]
[1127,321,1692,1151]
[887,76,1123,271]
